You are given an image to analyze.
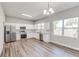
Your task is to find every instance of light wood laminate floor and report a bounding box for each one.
[1,38,79,57]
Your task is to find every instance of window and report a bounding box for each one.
[53,20,63,36]
[53,17,78,38]
[64,17,78,38]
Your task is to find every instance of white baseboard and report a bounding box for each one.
[51,40,79,51]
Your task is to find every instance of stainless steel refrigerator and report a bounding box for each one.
[4,25,16,43]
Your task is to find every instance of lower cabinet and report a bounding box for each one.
[27,33,39,39]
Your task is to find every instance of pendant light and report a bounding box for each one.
[43,2,55,15]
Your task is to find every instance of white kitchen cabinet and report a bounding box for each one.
[27,33,39,40]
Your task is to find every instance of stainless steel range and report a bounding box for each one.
[20,27,27,39]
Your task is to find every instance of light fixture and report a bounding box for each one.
[43,9,47,14]
[43,2,55,15]
[21,13,32,17]
[47,12,50,15]
[49,8,54,14]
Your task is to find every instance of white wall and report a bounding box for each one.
[36,6,79,51]
[36,6,79,23]
[5,16,34,24]
[0,3,5,55]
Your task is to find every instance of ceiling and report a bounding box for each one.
[1,2,79,21]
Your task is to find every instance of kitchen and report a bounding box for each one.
[4,22,50,43]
